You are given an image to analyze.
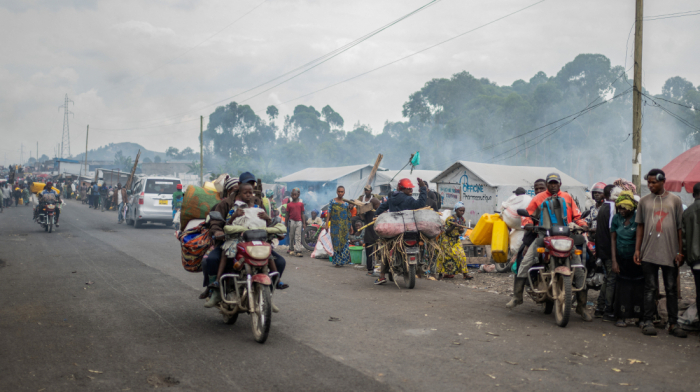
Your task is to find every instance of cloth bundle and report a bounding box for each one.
[178,221,211,272]
[180,185,221,229]
[615,190,636,211]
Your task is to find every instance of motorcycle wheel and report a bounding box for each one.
[544,300,554,314]
[251,284,272,344]
[402,264,416,289]
[223,312,239,325]
[301,226,318,251]
[554,275,572,327]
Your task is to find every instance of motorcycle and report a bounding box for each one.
[385,231,421,289]
[516,208,591,327]
[216,229,280,344]
[37,196,58,233]
[301,222,322,251]
[578,209,604,291]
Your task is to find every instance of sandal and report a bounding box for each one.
[374,278,387,285]
[277,282,289,290]
[615,320,627,328]
[444,274,455,279]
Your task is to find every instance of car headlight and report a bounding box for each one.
[551,238,573,252]
[246,245,271,260]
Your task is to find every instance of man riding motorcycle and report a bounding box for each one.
[506,173,592,321]
[34,181,62,227]
[373,178,428,285]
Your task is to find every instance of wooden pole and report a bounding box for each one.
[200,116,204,186]
[84,125,89,179]
[631,0,644,193]
[125,150,141,190]
[366,153,383,191]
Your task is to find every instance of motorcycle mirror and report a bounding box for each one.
[580,209,591,219]
[516,208,529,217]
[208,211,225,221]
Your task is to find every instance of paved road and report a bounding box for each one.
[1,200,698,391]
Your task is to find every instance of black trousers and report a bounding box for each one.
[365,241,376,272]
[642,261,679,325]
[693,268,700,309]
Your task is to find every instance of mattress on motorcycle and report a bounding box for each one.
[374,209,443,239]
[180,185,221,230]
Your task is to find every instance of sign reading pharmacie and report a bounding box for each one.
[438,170,496,217]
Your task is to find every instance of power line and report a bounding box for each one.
[102,0,269,94]
[642,92,700,133]
[89,118,199,132]
[92,0,442,128]
[644,9,700,21]
[490,88,633,163]
[279,0,546,105]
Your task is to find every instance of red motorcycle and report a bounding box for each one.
[517,208,591,327]
[218,229,279,343]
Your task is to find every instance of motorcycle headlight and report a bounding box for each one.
[551,238,573,252]
[246,245,271,260]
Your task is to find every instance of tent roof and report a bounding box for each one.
[275,164,384,183]
[663,145,700,193]
[432,161,586,188]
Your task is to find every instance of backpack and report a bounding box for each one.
[539,196,568,230]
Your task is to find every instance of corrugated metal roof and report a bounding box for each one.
[275,164,384,183]
[431,161,586,188]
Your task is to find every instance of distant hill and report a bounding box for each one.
[72,142,167,162]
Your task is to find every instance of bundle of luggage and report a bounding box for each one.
[177,184,222,272]
[374,209,443,239]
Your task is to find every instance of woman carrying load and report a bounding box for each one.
[437,202,472,280]
[329,186,352,267]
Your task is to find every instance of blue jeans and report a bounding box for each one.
[118,202,125,222]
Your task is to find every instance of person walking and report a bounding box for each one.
[634,169,687,338]
[682,182,700,338]
[595,184,618,320]
[112,183,128,224]
[286,188,305,257]
[436,202,472,280]
[363,208,379,276]
[610,191,643,327]
[329,186,352,267]
[2,184,10,208]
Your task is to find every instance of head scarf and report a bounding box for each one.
[454,201,465,211]
[225,176,239,190]
[292,187,300,193]
[265,189,274,198]
[311,209,320,216]
[615,190,636,211]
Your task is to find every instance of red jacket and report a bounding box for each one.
[523,190,587,227]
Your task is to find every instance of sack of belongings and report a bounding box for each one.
[311,229,334,259]
[180,185,221,229]
[374,209,443,239]
[500,194,531,229]
[178,220,211,272]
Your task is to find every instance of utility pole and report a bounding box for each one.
[36,142,38,163]
[20,143,23,165]
[200,115,204,186]
[58,94,74,159]
[631,0,644,193]
[84,125,89,177]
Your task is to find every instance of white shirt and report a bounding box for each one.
[117,191,123,204]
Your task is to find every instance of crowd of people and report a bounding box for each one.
[506,169,699,339]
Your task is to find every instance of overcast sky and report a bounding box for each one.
[1,0,699,165]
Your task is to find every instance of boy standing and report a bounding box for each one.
[286,188,305,257]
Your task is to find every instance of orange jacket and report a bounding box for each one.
[523,190,587,227]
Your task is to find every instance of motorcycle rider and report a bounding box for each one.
[374,178,428,284]
[34,181,62,227]
[506,173,592,321]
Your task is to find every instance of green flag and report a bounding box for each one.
[410,151,420,167]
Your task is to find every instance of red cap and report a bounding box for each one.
[176,184,183,190]
[398,178,415,189]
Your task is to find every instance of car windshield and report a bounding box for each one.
[144,179,179,195]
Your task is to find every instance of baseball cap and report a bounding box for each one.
[545,173,561,184]
[239,172,256,185]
